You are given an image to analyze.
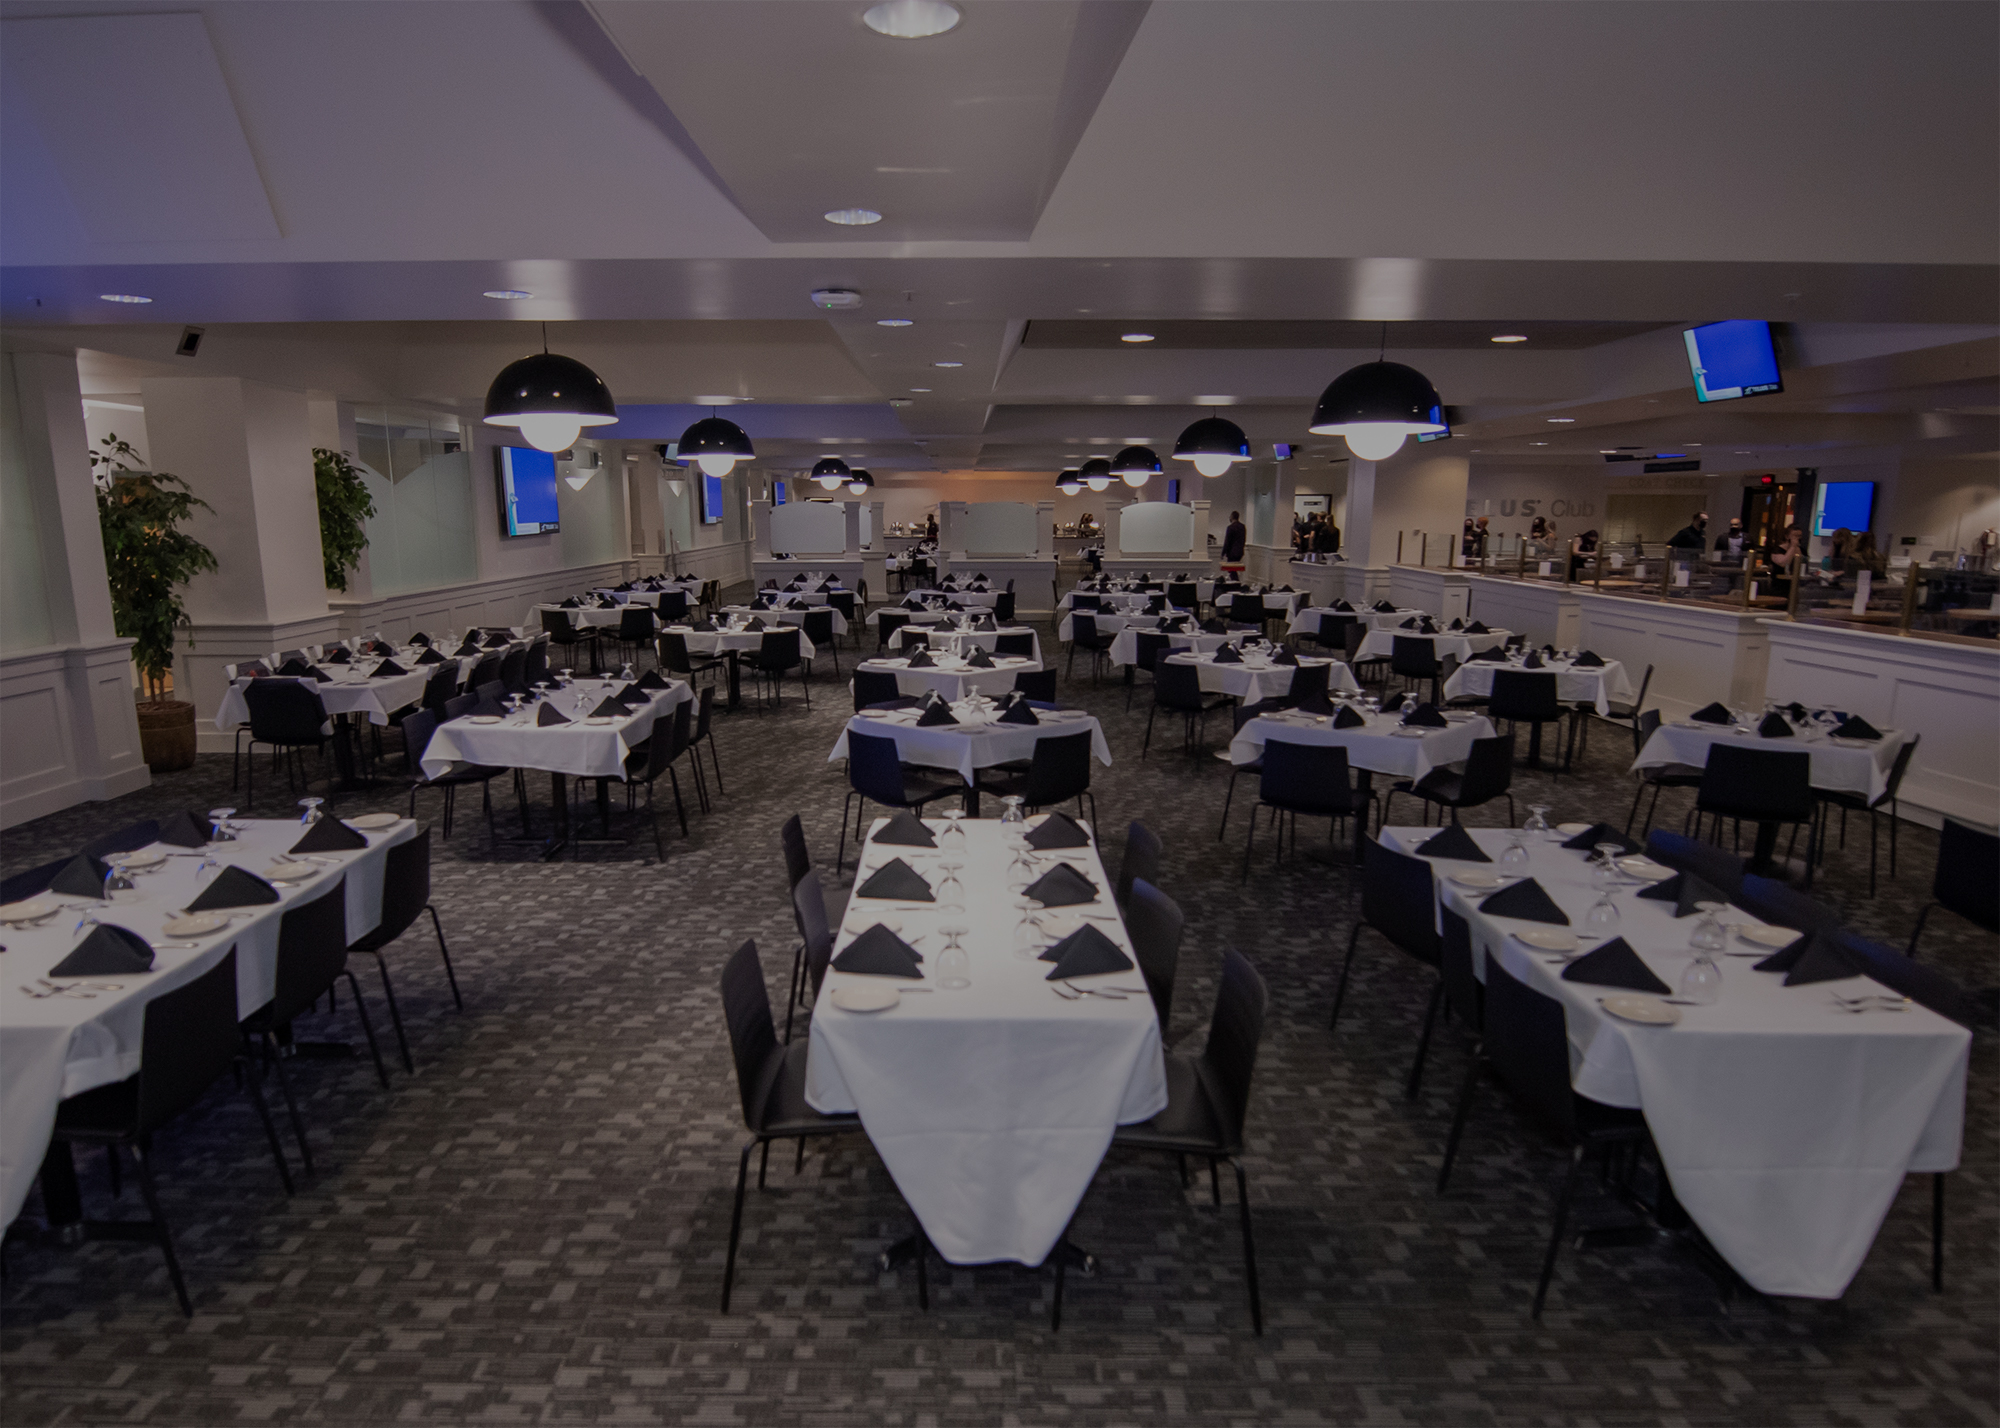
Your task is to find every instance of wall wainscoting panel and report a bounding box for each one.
[0,639,151,829]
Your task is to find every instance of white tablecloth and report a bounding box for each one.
[214,665,433,732]
[533,604,627,630]
[1445,659,1635,716]
[1165,651,1361,703]
[1106,628,1231,665]
[725,603,850,635]
[830,704,1112,785]
[1285,607,1424,636]
[1379,824,1968,1299]
[903,588,1002,610]
[421,678,692,780]
[1228,710,1495,783]
[1633,723,1907,802]
[805,817,1167,1265]
[1059,589,1161,615]
[1357,628,1511,662]
[0,816,415,1227]
[855,657,1037,702]
[662,626,819,661]
[1059,611,1192,643]
[890,625,1044,664]
[1215,590,1308,619]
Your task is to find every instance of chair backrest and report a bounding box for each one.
[993,591,1015,623]
[1316,612,1357,648]
[1116,820,1162,908]
[1736,872,1842,933]
[1480,955,1579,1140]
[900,628,930,650]
[1438,908,1482,1030]
[401,707,440,769]
[720,939,780,1130]
[1022,729,1093,806]
[1154,657,1206,709]
[371,827,433,946]
[1358,835,1442,965]
[827,591,856,621]
[1877,732,1920,808]
[780,813,811,890]
[993,632,1034,658]
[846,729,913,806]
[1258,737,1353,817]
[1125,878,1182,1031]
[243,678,328,745]
[618,606,655,643]
[443,692,478,722]
[540,608,572,638]
[1071,593,1101,612]
[80,820,161,860]
[1934,816,2000,933]
[1133,631,1170,672]
[793,870,835,999]
[692,683,714,739]
[1342,621,1367,661]
[136,948,245,1135]
[499,646,529,693]
[1390,635,1440,678]
[1231,595,1267,623]
[1285,661,1332,706]
[1635,705,1664,756]
[468,653,502,688]
[1455,734,1515,804]
[267,880,349,1027]
[659,591,690,621]
[1835,930,1987,1027]
[800,608,834,646]
[0,857,68,903]
[1643,829,1745,898]
[1195,948,1268,1155]
[1167,581,1197,609]
[1697,744,1813,822]
[854,669,902,710]
[1627,663,1654,717]
[422,662,458,713]
[1488,669,1562,721]
[475,680,505,705]
[877,612,910,647]
[659,632,695,674]
[1013,668,1057,702]
[1072,613,1099,644]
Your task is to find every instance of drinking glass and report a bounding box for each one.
[937,933,971,989]
[1012,899,1047,958]
[532,681,550,705]
[507,693,525,718]
[102,862,137,902]
[936,861,965,916]
[559,668,574,687]
[1689,901,1728,955]
[940,810,968,852]
[1583,886,1622,932]
[1679,951,1722,1006]
[998,795,1027,829]
[1523,804,1552,841]
[1499,834,1530,867]
[620,662,635,682]
[207,808,236,842]
[297,796,324,825]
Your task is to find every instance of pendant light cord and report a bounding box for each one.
[1379,321,1387,363]
[541,321,549,355]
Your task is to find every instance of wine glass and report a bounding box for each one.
[1523,804,1552,841]
[1499,834,1530,867]
[1012,898,1048,958]
[936,861,965,916]
[532,681,550,705]
[207,808,236,843]
[620,661,635,682]
[936,931,971,989]
[940,810,967,852]
[1679,947,1722,1006]
[297,796,324,825]
[102,861,137,902]
[558,668,574,688]
[999,794,1027,829]
[1689,901,1728,956]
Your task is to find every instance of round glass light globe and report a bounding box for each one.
[516,415,583,452]
[1192,453,1234,477]
[1344,427,1408,461]
[697,453,738,477]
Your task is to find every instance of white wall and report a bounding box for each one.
[1878,455,2000,557]
[356,450,479,597]
[0,354,56,652]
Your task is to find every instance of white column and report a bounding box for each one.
[842,500,862,554]
[1103,496,1129,559]
[749,499,773,558]
[1035,501,1055,555]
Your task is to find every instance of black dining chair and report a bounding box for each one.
[51,949,294,1316]
[1692,744,1816,880]
[1166,581,1198,613]
[0,857,69,903]
[473,679,506,706]
[778,814,843,1033]
[1624,709,1705,836]
[345,829,462,1074]
[242,679,332,810]
[1240,738,1363,880]
[498,645,529,694]
[1488,669,1571,772]
[1101,947,1268,1335]
[1813,734,1919,895]
[993,591,1016,623]
[466,652,504,690]
[1013,668,1057,702]
[1115,820,1162,910]
[835,730,967,875]
[1431,908,1488,1194]
[1214,698,1287,842]
[419,660,458,717]
[1126,631,1171,712]
[876,611,911,652]
[442,691,478,722]
[1331,836,1444,1098]
[718,940,866,1314]
[1643,829,1747,899]
[993,631,1035,659]
[1907,817,2000,958]
[658,590,691,624]
[1284,660,1333,710]
[973,729,1097,827]
[1066,613,1117,685]
[799,609,840,678]
[1304,612,1356,655]
[400,707,504,842]
[747,629,808,710]
[1389,636,1443,704]
[659,631,726,690]
[685,684,724,804]
[1125,878,1183,1037]
[1382,734,1515,828]
[854,668,903,710]
[785,868,837,1045]
[1144,659,1228,759]
[614,606,657,668]
[615,700,697,858]
[1228,595,1268,631]
[1575,661,1652,758]
[539,609,597,673]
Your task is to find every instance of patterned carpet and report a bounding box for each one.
[3,592,1994,1426]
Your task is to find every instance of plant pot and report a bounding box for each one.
[137,699,198,772]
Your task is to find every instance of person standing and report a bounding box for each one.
[1667,511,1710,550]
[1314,516,1340,556]
[1222,510,1247,564]
[1714,517,1749,559]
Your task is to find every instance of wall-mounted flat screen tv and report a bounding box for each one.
[1685,320,1783,403]
[700,471,724,526]
[496,446,559,537]
[1812,481,1875,537]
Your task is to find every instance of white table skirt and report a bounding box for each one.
[1060,611,1189,643]
[1166,652,1361,703]
[1379,824,1968,1299]
[830,705,1112,785]
[1284,607,1423,636]
[854,657,1038,702]
[662,627,819,661]
[533,604,627,629]
[1444,659,1635,716]
[0,816,415,1227]
[1357,628,1511,662]
[1633,724,1908,802]
[1215,590,1308,619]
[890,625,1044,664]
[1106,629,1231,665]
[805,817,1166,1265]
[1228,710,1495,782]
[903,589,1002,609]
[214,667,432,733]
[421,679,692,780]
[1059,590,1159,615]
[726,604,850,635]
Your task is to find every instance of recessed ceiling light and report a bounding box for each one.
[824,208,883,226]
[909,387,931,393]
[863,0,961,39]
[99,293,152,304]
[933,361,962,368]
[694,395,750,404]
[1121,332,1155,343]
[1546,418,1576,424]
[1529,441,1549,446]
[1490,334,1527,343]
[483,289,532,300]
[1600,449,1619,454]
[877,318,914,327]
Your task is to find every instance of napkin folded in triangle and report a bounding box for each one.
[1374,600,1397,613]
[1448,618,1464,631]
[371,658,408,677]
[998,697,1040,726]
[1419,619,1439,634]
[290,817,367,853]
[1040,924,1134,980]
[156,809,213,848]
[816,582,832,594]
[1781,701,1808,721]
[1522,651,1545,669]
[745,616,766,631]
[483,632,512,648]
[975,616,998,631]
[185,864,281,911]
[872,811,937,847]
[1025,811,1091,849]
[830,924,925,978]
[587,697,627,719]
[613,684,650,708]
[1333,705,1367,729]
[537,702,571,727]
[1202,617,1229,634]
[277,657,315,677]
[1469,646,1508,662]
[469,696,510,719]
[1689,701,1732,724]
[1416,824,1491,862]
[915,700,958,726]
[1402,703,1448,729]
[1382,692,1407,712]
[1672,872,1732,918]
[1832,715,1883,740]
[1398,617,1419,629]
[857,857,934,901]
[692,618,718,632]
[455,641,483,657]
[50,854,112,900]
[561,597,581,608]
[1480,878,1570,925]
[51,924,156,977]
[1273,648,1299,666]
[1758,712,1795,738]
[324,648,351,664]
[966,646,994,668]
[1212,644,1243,664]
[1573,649,1605,667]
[946,601,965,612]
[1332,599,1355,612]
[410,632,431,646]
[1025,863,1100,907]
[636,669,670,691]
[907,649,936,669]
[1749,928,1821,976]
[1561,822,1639,855]
[1769,931,1864,986]
[1465,620,1490,634]
[1561,938,1670,994]
[416,647,447,665]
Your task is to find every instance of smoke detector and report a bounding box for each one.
[810,289,864,310]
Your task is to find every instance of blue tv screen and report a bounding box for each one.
[1685,320,1783,402]
[700,472,724,526]
[1814,481,1875,537]
[496,446,559,537]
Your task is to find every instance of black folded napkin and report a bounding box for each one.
[587,697,627,719]
[744,616,766,631]
[1480,878,1570,925]
[1561,822,1639,855]
[872,811,937,847]
[1747,928,1812,972]
[1465,621,1490,634]
[817,582,832,594]
[1402,703,1448,729]
[277,657,316,678]
[1469,645,1508,662]
[916,700,958,727]
[1573,649,1605,667]
[946,601,965,612]
[1561,938,1670,994]
[1382,692,1407,712]
[858,857,934,902]
[50,924,155,977]
[1689,701,1732,724]
[483,632,511,648]
[537,702,571,727]
[290,817,368,854]
[156,810,212,848]
[409,632,431,646]
[185,864,282,911]
[692,618,718,632]
[1212,644,1243,664]
[830,923,925,978]
[1780,932,1865,987]
[1025,863,1100,908]
[1665,872,1731,918]
[1201,617,1228,634]
[1398,617,1419,629]
[1040,923,1135,980]
[1782,701,1808,722]
[635,669,670,692]
[1756,711,1794,739]
[1419,619,1439,634]
[324,648,351,665]
[372,658,408,677]
[1332,705,1366,728]
[998,698,1040,726]
[975,616,998,631]
[50,854,112,900]
[1332,599,1354,612]
[1521,651,1545,669]
[468,696,510,719]
[1025,811,1091,849]
[614,683,650,708]
[455,641,482,657]
[1374,600,1397,613]
[966,646,994,668]
[1268,647,1297,668]
[1831,715,1883,741]
[561,597,581,608]
[1416,824,1491,862]
[368,640,396,656]
[1280,584,1294,593]
[907,648,936,669]
[415,647,447,666]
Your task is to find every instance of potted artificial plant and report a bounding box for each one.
[92,434,218,771]
[314,446,375,592]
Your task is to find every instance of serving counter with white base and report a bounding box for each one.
[1387,567,1469,622]
[1464,574,1582,648]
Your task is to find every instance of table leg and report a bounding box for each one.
[1525,720,1546,768]
[35,1141,85,1242]
[725,651,743,711]
[1748,818,1781,873]
[544,771,571,860]
[596,777,614,838]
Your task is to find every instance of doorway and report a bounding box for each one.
[1740,486,1801,549]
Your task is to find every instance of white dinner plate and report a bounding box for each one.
[0,899,59,924]
[108,849,167,869]
[1447,871,1512,891]
[1736,924,1800,950]
[1599,995,1681,1026]
[858,710,896,720]
[467,715,503,725]
[162,911,233,937]
[831,985,902,1013]
[1514,928,1579,955]
[1391,726,1431,738]
[1555,822,1592,836]
[1616,856,1675,881]
[264,861,317,883]
[348,812,401,830]
[584,716,614,725]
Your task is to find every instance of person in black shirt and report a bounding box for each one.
[1222,511,1247,563]
[1667,512,1709,549]
[1314,518,1340,555]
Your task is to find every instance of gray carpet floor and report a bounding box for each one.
[3,592,1994,1426]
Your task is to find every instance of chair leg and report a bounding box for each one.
[1907,903,1935,959]
[1142,705,1157,759]
[421,905,464,1011]
[1331,924,1366,1031]
[1436,1040,1483,1194]
[783,940,805,1044]
[1405,979,1444,1101]
[666,767,690,837]
[836,792,856,877]
[239,1055,295,1196]
[706,733,725,797]
[263,1033,315,1177]
[1532,1144,1587,1319]
[130,1142,193,1318]
[1624,782,1645,837]
[369,955,415,1073]
[1232,1158,1264,1335]
[1240,801,1259,882]
[1218,769,1239,841]
[721,1140,755,1313]
[339,969,392,1089]
[1932,1173,1945,1292]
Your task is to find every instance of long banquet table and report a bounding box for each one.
[1634,719,1910,802]
[1379,823,1968,1299]
[804,816,1166,1265]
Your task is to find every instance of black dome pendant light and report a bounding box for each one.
[1307,322,1447,461]
[844,468,875,495]
[482,322,619,452]
[677,407,756,477]
[1110,444,1162,488]
[1171,415,1252,477]
[1079,457,1114,492]
[811,456,852,490]
[1055,468,1083,495]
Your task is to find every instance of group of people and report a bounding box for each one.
[1292,510,1340,556]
